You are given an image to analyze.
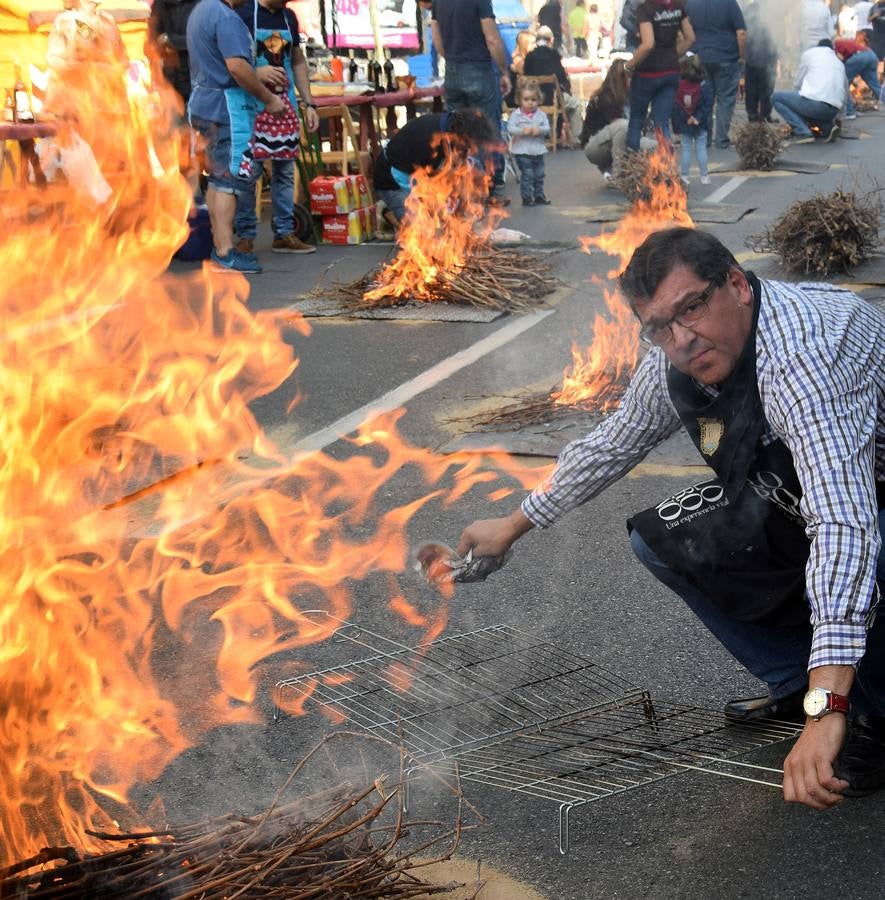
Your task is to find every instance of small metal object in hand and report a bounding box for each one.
[413,542,512,585]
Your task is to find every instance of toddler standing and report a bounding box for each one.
[673,53,713,186]
[508,82,551,206]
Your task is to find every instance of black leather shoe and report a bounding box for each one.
[724,687,806,722]
[834,714,885,796]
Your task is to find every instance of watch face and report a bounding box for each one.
[803,688,828,717]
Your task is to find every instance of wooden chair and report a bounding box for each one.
[316,104,372,181]
[518,74,565,153]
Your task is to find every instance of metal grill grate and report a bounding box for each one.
[273,615,801,853]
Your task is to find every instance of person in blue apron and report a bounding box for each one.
[186,0,286,274]
[457,227,885,810]
[233,0,320,256]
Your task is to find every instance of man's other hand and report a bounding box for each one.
[457,509,533,558]
[304,105,320,132]
[500,73,512,97]
[782,714,850,810]
[258,66,289,90]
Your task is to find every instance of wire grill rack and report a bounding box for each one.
[273,615,801,853]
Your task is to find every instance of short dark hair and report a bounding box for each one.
[817,38,834,48]
[448,108,498,146]
[618,228,739,306]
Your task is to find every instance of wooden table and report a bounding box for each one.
[313,94,379,157]
[0,121,57,188]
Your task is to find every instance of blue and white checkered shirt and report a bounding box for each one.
[522,279,885,671]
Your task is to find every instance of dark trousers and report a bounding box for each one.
[514,153,546,200]
[703,59,742,146]
[744,65,774,121]
[574,37,588,58]
[626,72,679,150]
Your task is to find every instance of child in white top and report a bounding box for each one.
[507,81,551,206]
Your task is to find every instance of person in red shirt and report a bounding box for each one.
[836,36,883,114]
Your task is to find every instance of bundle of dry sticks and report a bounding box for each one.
[322,247,556,312]
[610,149,683,203]
[732,122,784,171]
[0,737,464,899]
[750,188,882,274]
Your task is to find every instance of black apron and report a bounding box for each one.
[628,275,812,626]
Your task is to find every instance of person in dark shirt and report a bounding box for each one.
[743,2,778,122]
[624,0,695,150]
[537,0,565,50]
[523,26,585,143]
[432,0,511,203]
[373,108,498,224]
[150,0,198,103]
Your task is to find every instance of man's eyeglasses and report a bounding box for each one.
[638,280,719,347]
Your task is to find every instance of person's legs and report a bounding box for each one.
[648,73,679,141]
[696,130,709,177]
[710,60,741,146]
[269,158,295,238]
[514,154,534,201]
[679,133,693,178]
[771,90,815,136]
[744,65,762,120]
[847,49,883,103]
[626,76,655,150]
[532,154,547,201]
[233,163,261,241]
[629,528,811,698]
[761,66,776,120]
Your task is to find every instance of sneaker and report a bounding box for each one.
[602,170,613,182]
[790,134,816,144]
[534,196,552,205]
[522,197,535,206]
[825,122,841,142]
[272,233,316,254]
[724,688,806,723]
[833,714,885,796]
[486,194,511,208]
[843,112,857,120]
[210,248,262,274]
[700,175,712,185]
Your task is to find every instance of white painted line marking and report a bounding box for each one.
[705,175,748,205]
[293,309,556,453]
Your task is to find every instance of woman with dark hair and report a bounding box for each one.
[373,108,498,224]
[580,59,655,177]
[624,0,694,150]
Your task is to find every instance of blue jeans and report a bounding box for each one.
[234,157,296,240]
[771,90,839,137]
[703,59,741,146]
[514,153,546,200]
[679,132,708,178]
[626,72,679,151]
[629,510,885,716]
[190,116,250,195]
[445,61,504,187]
[845,49,882,114]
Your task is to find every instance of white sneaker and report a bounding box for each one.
[843,113,857,120]
[680,176,690,187]
[700,175,712,185]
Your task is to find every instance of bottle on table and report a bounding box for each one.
[348,50,358,83]
[369,50,383,92]
[13,65,34,124]
[330,56,344,82]
[383,49,396,92]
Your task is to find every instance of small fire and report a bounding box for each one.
[363,136,506,304]
[0,19,548,868]
[555,143,694,410]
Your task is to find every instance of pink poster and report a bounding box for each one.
[324,0,420,48]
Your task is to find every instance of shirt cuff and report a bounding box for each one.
[808,621,868,670]
[520,491,559,528]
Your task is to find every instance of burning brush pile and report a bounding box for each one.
[459,146,693,431]
[750,188,882,275]
[1,736,464,899]
[732,122,784,171]
[610,145,685,203]
[323,139,557,312]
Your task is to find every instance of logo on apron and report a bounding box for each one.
[697,417,725,456]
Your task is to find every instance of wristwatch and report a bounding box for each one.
[802,687,850,720]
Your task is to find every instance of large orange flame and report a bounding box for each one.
[556,143,694,409]
[0,17,548,866]
[363,136,507,304]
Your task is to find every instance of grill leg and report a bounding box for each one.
[558,803,572,855]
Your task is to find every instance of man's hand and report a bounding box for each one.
[457,508,534,558]
[500,73,512,97]
[782,714,849,810]
[258,66,288,90]
[304,105,320,132]
[264,93,286,116]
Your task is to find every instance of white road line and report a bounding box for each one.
[292,309,556,454]
[705,175,748,204]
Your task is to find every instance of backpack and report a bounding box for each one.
[619,0,642,42]
[160,0,199,51]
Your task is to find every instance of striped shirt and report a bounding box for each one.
[522,279,885,670]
